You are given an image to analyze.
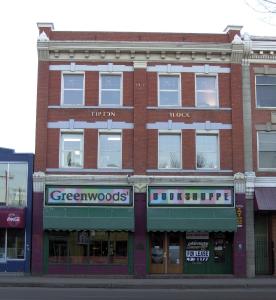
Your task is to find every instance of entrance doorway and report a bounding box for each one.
[150,232,183,274]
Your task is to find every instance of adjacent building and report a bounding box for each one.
[0,148,33,273]
[33,23,249,276]
[242,34,276,276]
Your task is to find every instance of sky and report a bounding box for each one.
[0,0,276,154]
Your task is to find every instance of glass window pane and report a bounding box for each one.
[159,91,179,106]
[256,75,276,85]
[197,76,216,90]
[159,76,179,90]
[258,133,276,168]
[109,232,128,265]
[259,152,276,168]
[101,75,121,89]
[196,135,218,169]
[0,229,5,260]
[197,91,217,107]
[0,164,8,205]
[63,90,83,105]
[151,232,164,264]
[99,134,121,168]
[7,229,25,259]
[89,231,109,264]
[8,164,28,207]
[159,134,181,168]
[49,232,68,264]
[256,85,276,107]
[101,91,121,105]
[64,74,84,89]
[61,134,83,168]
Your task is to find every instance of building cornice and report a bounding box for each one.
[37,40,240,63]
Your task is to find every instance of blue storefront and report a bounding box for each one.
[0,148,33,273]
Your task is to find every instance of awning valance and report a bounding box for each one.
[255,188,276,211]
[44,206,134,231]
[147,207,237,232]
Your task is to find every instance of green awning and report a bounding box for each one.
[44,206,134,231]
[147,207,237,232]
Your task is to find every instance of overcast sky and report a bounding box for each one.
[1,0,275,153]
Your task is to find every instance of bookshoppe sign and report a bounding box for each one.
[46,186,133,206]
[148,187,234,207]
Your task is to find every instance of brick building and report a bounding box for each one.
[33,23,247,276]
[242,34,276,276]
[0,148,33,273]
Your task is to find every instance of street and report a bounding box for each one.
[1,287,276,300]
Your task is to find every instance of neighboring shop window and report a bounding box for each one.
[0,163,28,207]
[158,75,180,106]
[158,133,181,169]
[60,133,83,168]
[196,75,218,107]
[213,233,227,263]
[0,229,25,260]
[186,232,210,263]
[258,132,276,169]
[98,133,122,168]
[48,231,128,265]
[62,73,84,105]
[256,75,276,107]
[100,74,122,106]
[196,133,219,169]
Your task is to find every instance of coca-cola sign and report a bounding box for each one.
[0,209,25,228]
[6,214,21,227]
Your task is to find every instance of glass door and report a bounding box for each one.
[150,232,165,273]
[167,232,182,273]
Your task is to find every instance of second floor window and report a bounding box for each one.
[159,75,180,106]
[158,133,181,169]
[196,75,218,107]
[258,132,276,169]
[98,133,122,168]
[0,163,28,207]
[196,134,219,169]
[256,75,276,108]
[62,74,84,105]
[60,133,83,168]
[100,74,122,106]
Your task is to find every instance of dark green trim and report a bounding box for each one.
[146,234,150,273]
[44,206,134,231]
[147,207,237,232]
[43,232,49,274]
[128,233,134,274]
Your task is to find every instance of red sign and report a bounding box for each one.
[0,208,25,228]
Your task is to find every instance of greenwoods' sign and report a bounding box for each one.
[148,187,234,207]
[46,186,133,206]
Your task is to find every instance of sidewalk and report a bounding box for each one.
[0,275,276,289]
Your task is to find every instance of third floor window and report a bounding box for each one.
[158,75,180,106]
[100,74,122,106]
[196,75,218,107]
[62,74,84,105]
[256,75,276,108]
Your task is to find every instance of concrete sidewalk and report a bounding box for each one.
[0,275,276,289]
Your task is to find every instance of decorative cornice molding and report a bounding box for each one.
[33,171,46,192]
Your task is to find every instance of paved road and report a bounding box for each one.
[1,287,276,300]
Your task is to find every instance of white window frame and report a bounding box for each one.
[158,73,181,107]
[59,130,84,169]
[257,131,276,170]
[255,75,276,108]
[196,130,220,170]
[195,74,219,108]
[61,72,85,106]
[99,73,123,106]
[97,130,122,169]
[158,130,182,169]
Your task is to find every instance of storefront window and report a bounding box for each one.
[48,231,128,265]
[0,229,5,260]
[151,232,164,264]
[6,229,25,259]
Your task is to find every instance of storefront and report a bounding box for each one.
[254,188,275,275]
[147,186,238,275]
[0,149,33,273]
[43,185,134,274]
